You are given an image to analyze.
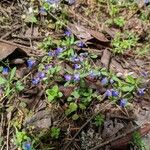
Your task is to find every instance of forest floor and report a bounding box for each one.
[0,0,150,150]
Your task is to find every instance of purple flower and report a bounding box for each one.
[141,71,148,77]
[32,77,40,85]
[45,64,52,70]
[110,79,114,84]
[70,56,80,62]
[39,7,47,15]
[48,51,54,57]
[111,89,119,97]
[144,0,150,5]
[119,99,127,108]
[45,0,60,4]
[105,89,112,97]
[37,72,45,79]
[2,67,9,75]
[23,142,31,150]
[138,88,145,96]
[64,74,72,81]
[66,0,75,5]
[64,30,71,37]
[74,64,81,69]
[101,77,108,85]
[55,47,64,55]
[27,59,36,69]
[74,74,80,81]
[77,41,84,48]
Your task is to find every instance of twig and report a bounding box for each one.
[90,122,150,150]
[0,25,23,39]
[6,112,12,150]
[63,101,113,150]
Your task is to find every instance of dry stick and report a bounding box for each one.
[0,25,24,39]
[6,112,12,150]
[89,125,141,150]
[63,101,113,150]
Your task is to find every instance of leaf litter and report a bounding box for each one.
[0,0,150,150]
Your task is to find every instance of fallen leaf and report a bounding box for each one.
[101,49,111,69]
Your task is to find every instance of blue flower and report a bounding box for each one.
[144,0,150,5]
[77,41,84,48]
[37,72,45,79]
[64,74,72,81]
[119,99,127,108]
[105,89,112,97]
[74,64,81,69]
[70,55,80,62]
[45,64,52,70]
[55,47,64,55]
[45,0,60,4]
[111,89,119,97]
[27,59,36,69]
[101,77,108,85]
[66,0,75,5]
[48,51,54,57]
[64,30,72,37]
[32,77,40,85]
[2,67,9,75]
[74,74,80,81]
[23,142,31,150]
[138,88,145,96]
[39,7,47,15]
[110,79,114,84]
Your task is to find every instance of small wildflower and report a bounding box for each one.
[64,74,72,81]
[105,89,112,97]
[2,67,9,75]
[45,64,52,70]
[32,77,40,85]
[64,30,71,37]
[37,72,45,79]
[111,89,119,97]
[74,74,80,81]
[45,0,60,4]
[66,0,75,5]
[39,7,47,15]
[138,88,145,96]
[48,51,54,57]
[77,41,84,48]
[101,77,108,85]
[23,142,31,150]
[141,71,148,77]
[27,59,36,69]
[144,0,150,5]
[110,79,114,84]
[55,47,64,55]
[74,64,81,69]
[119,99,127,108]
[70,56,80,62]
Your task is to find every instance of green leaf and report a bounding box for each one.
[71,91,80,99]
[125,75,135,84]
[72,114,79,120]
[58,92,63,97]
[25,14,37,23]
[121,85,135,92]
[52,85,59,92]
[0,76,7,85]
[65,102,78,116]
[48,95,55,102]
[79,103,86,110]
[15,81,24,91]
[10,67,16,80]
